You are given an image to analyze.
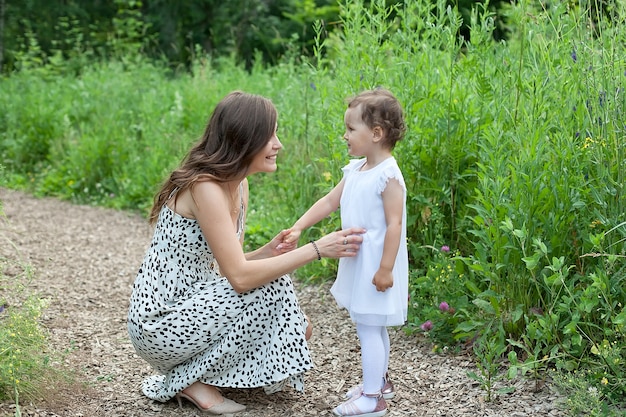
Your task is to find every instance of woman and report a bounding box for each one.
[127,91,365,415]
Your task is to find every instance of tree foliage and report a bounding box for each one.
[0,0,341,72]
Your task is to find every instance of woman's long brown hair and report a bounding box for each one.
[149,91,277,224]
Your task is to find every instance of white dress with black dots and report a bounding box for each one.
[127,192,313,402]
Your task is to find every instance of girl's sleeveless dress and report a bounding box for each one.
[332,157,409,327]
[127,189,312,402]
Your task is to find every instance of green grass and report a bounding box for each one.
[0,0,625,414]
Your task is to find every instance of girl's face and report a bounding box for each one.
[343,105,374,157]
[249,124,282,174]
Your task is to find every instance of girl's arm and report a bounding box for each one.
[283,178,346,244]
[372,178,404,292]
[191,180,363,293]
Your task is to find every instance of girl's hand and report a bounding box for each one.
[372,269,394,292]
[281,228,302,247]
[271,229,298,255]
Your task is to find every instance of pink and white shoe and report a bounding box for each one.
[345,374,395,400]
[333,392,388,417]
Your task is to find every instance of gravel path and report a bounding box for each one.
[0,188,566,417]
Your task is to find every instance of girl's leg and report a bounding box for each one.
[382,326,390,375]
[351,323,385,411]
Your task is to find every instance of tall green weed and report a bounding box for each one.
[0,231,65,409]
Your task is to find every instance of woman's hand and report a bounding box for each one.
[314,227,366,259]
[271,229,298,255]
[282,228,302,246]
[276,228,301,253]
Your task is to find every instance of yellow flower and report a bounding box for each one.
[590,219,602,228]
[323,172,332,182]
[601,377,608,385]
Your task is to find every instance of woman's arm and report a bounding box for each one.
[245,229,293,260]
[239,179,297,260]
[191,180,363,293]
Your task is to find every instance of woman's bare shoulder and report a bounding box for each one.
[168,181,223,219]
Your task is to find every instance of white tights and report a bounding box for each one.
[350,323,390,411]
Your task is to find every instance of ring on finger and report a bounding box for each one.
[343,238,348,245]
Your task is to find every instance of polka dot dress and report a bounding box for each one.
[127,201,313,402]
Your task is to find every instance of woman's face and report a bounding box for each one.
[248,124,282,174]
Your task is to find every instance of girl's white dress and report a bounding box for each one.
[332,157,409,327]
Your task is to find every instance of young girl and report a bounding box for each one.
[127,91,366,415]
[284,88,408,417]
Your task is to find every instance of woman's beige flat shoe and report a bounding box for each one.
[176,392,247,414]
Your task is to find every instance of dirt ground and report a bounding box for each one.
[0,188,567,417]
